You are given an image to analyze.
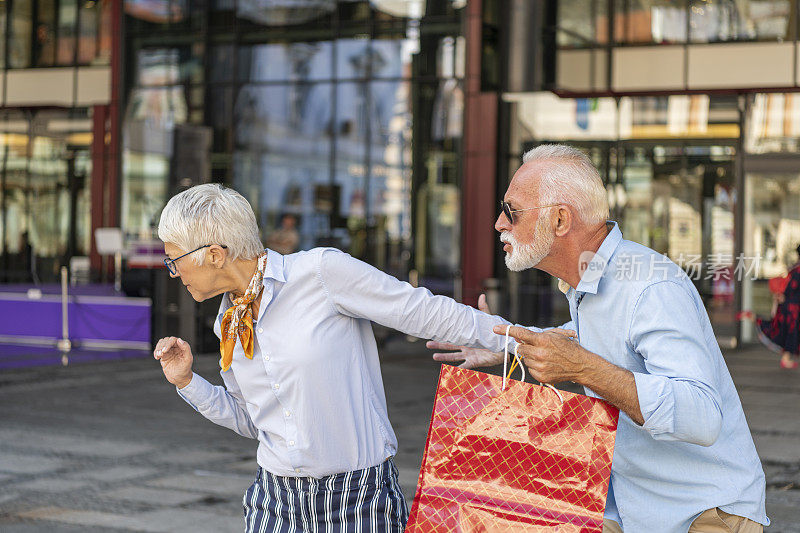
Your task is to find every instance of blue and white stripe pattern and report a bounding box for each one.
[243,458,408,533]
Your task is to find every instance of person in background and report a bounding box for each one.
[742,244,800,369]
[265,213,300,255]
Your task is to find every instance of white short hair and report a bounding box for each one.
[521,144,609,225]
[158,183,263,264]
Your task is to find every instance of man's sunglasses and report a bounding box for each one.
[500,201,560,225]
[164,244,227,275]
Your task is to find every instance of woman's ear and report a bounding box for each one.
[208,245,227,268]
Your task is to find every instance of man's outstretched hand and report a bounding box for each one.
[154,336,194,389]
[427,293,504,369]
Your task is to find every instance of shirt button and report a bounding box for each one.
[273,384,280,391]
[284,410,291,418]
[294,468,301,473]
[288,440,295,446]
[258,327,263,333]
[264,355,270,361]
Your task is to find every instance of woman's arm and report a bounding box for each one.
[317,249,511,353]
[155,337,258,439]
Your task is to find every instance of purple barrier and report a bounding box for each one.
[0,291,150,349]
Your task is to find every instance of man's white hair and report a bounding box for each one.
[522,144,609,225]
[158,183,263,265]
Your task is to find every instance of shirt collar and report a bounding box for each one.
[574,221,623,295]
[218,248,287,317]
[263,248,286,283]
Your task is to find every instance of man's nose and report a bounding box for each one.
[495,212,510,233]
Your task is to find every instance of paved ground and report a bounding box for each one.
[0,338,798,532]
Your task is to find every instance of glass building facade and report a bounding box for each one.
[500,0,800,343]
[122,0,467,286]
[0,0,113,283]
[2,0,799,349]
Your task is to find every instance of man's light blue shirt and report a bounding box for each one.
[176,247,511,479]
[550,222,767,532]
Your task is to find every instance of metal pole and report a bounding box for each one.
[57,266,72,365]
[115,251,122,292]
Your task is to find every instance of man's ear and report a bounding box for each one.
[553,206,572,237]
[208,245,227,268]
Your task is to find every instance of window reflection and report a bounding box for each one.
[744,173,800,335]
[558,0,607,47]
[237,0,335,27]
[9,0,33,68]
[35,0,57,66]
[125,0,185,23]
[57,0,78,65]
[611,0,796,44]
[122,49,191,239]
[0,110,93,283]
[122,1,465,288]
[690,0,792,42]
[746,93,800,153]
[233,82,333,250]
[615,0,688,44]
[238,41,334,83]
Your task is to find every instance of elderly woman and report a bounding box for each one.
[153,183,510,532]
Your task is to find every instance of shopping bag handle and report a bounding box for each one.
[503,325,565,404]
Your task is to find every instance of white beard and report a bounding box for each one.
[501,218,554,272]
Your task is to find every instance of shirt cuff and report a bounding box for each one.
[176,372,214,412]
[633,372,675,436]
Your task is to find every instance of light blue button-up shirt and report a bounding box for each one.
[177,247,511,479]
[543,222,767,532]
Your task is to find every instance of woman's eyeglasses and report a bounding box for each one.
[164,244,227,275]
[500,201,560,225]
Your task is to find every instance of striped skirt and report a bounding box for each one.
[242,458,409,533]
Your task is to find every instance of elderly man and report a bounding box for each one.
[153,183,514,532]
[429,144,768,532]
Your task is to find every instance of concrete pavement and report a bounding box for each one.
[0,338,797,531]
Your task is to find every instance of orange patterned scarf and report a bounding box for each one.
[219,252,268,371]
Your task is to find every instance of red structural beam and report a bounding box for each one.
[460,0,498,306]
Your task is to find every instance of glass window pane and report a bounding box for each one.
[615,0,688,44]
[237,41,334,83]
[35,0,57,66]
[29,113,71,282]
[9,0,33,68]
[335,81,368,259]
[1,111,29,281]
[745,93,800,153]
[96,0,112,64]
[233,82,333,252]
[369,80,412,274]
[743,173,800,336]
[124,0,186,25]
[690,0,792,42]
[78,0,101,64]
[371,37,415,79]
[57,0,78,65]
[336,38,371,80]
[236,0,335,28]
[558,0,604,47]
[0,1,6,69]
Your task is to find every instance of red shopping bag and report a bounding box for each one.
[406,365,619,532]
